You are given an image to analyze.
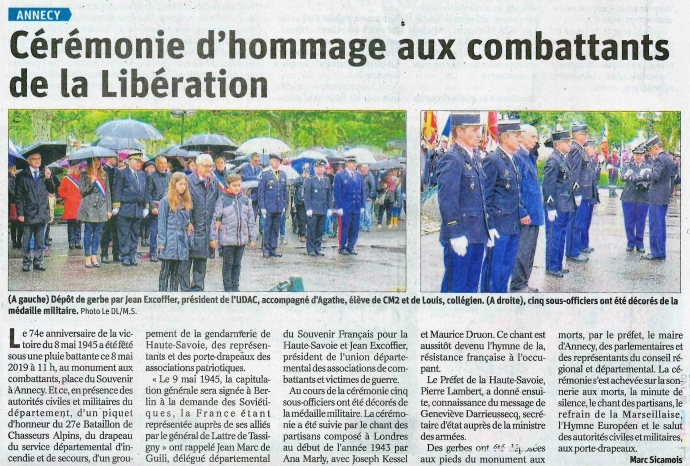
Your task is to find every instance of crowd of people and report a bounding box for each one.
[9,149,406,292]
[428,113,678,293]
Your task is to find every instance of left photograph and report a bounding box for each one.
[7,110,407,292]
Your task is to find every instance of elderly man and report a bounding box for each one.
[112,153,149,266]
[638,134,675,260]
[146,155,171,262]
[180,153,218,290]
[565,123,591,263]
[100,156,121,262]
[510,124,544,292]
[542,130,576,277]
[359,163,377,232]
[480,120,524,293]
[258,154,288,258]
[15,152,55,272]
[436,113,489,293]
[333,154,366,255]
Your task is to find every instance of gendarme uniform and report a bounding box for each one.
[620,144,651,252]
[542,130,575,276]
[480,120,523,293]
[304,159,333,256]
[258,154,288,257]
[580,138,600,252]
[112,153,149,266]
[638,134,675,260]
[436,112,489,293]
[565,123,593,260]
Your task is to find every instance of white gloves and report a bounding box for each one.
[574,195,582,207]
[337,209,344,216]
[306,210,313,217]
[327,210,333,218]
[261,209,267,218]
[112,207,119,215]
[487,228,501,248]
[360,208,365,214]
[547,210,557,222]
[450,236,468,257]
[143,208,149,217]
[624,169,633,179]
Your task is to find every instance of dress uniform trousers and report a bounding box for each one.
[339,213,360,252]
[545,210,572,273]
[306,214,326,254]
[566,199,592,257]
[117,215,141,262]
[263,212,282,255]
[510,225,540,291]
[622,202,649,250]
[441,242,484,293]
[648,204,668,258]
[481,234,519,293]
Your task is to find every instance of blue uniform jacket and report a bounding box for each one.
[542,150,575,213]
[620,161,651,204]
[333,170,365,214]
[304,175,332,215]
[483,147,522,236]
[436,143,489,244]
[258,169,288,213]
[514,146,544,226]
[112,167,149,218]
[641,151,675,205]
[567,141,592,200]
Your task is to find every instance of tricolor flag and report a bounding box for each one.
[94,177,107,199]
[213,171,230,194]
[439,115,451,146]
[482,111,499,153]
[422,111,438,147]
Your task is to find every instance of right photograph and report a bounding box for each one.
[420,111,681,293]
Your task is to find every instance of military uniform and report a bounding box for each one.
[620,146,650,252]
[112,160,149,266]
[566,125,593,260]
[258,156,288,257]
[146,169,172,259]
[582,141,602,252]
[333,157,365,254]
[304,161,333,256]
[436,113,489,293]
[542,131,575,276]
[639,135,675,259]
[480,121,523,293]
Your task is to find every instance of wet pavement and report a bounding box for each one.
[421,189,681,293]
[9,217,406,292]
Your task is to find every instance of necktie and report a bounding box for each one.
[274,171,279,180]
[33,170,38,182]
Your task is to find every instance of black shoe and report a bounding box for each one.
[122,259,132,266]
[113,255,121,262]
[263,253,271,258]
[130,259,139,266]
[339,250,351,255]
[69,244,75,250]
[566,255,588,263]
[101,255,110,263]
[636,248,645,253]
[74,244,82,249]
[150,256,159,263]
[347,250,358,255]
[307,252,316,257]
[626,247,634,252]
[33,264,46,271]
[545,270,563,278]
[271,253,283,258]
[22,264,30,272]
[640,254,664,261]
[560,269,570,274]
[317,252,325,256]
[581,247,594,253]
[45,239,52,246]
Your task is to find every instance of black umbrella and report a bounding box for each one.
[370,159,402,170]
[95,118,164,140]
[180,133,238,154]
[68,146,118,163]
[323,149,344,162]
[93,136,144,151]
[21,141,68,166]
[9,140,27,169]
[159,145,200,159]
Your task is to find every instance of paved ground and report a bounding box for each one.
[421,189,681,293]
[9,216,406,292]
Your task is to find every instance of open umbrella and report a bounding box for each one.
[344,148,377,165]
[93,136,144,151]
[95,118,163,140]
[116,149,145,162]
[241,180,259,190]
[180,133,238,154]
[236,137,290,155]
[68,146,118,163]
[370,159,402,171]
[21,141,68,166]
[322,148,344,163]
[159,145,200,159]
[292,149,329,162]
[9,140,27,168]
[278,164,300,181]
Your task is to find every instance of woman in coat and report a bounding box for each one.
[376,170,396,228]
[157,172,193,292]
[77,158,112,268]
[58,164,83,249]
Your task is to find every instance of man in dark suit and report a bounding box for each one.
[146,155,171,262]
[15,152,56,272]
[258,154,288,258]
[100,156,120,262]
[112,153,149,266]
[304,159,333,256]
[333,154,365,255]
[638,134,675,260]
[565,123,591,263]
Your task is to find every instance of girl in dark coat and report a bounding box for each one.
[157,172,193,291]
[78,159,112,268]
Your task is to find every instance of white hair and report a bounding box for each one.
[196,153,213,166]
[520,124,537,136]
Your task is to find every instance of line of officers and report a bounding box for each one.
[436,113,675,293]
